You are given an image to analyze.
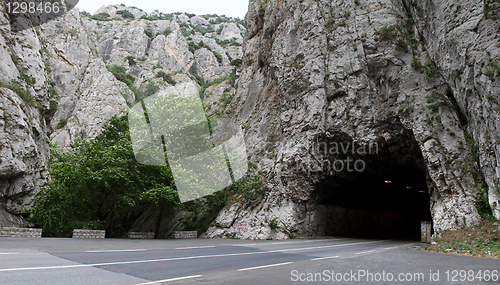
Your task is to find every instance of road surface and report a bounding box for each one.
[0,237,498,284]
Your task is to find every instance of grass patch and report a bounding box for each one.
[422,220,500,259]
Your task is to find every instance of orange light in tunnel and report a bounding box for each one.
[418,190,426,193]
[406,186,413,190]
[384,180,392,184]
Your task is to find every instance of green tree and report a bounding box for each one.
[29,114,179,237]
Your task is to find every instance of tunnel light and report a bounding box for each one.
[384,180,392,184]
[406,186,413,190]
[418,190,426,193]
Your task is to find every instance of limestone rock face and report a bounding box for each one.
[0,6,50,227]
[206,0,500,239]
[0,5,244,227]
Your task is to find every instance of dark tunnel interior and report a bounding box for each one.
[312,122,432,239]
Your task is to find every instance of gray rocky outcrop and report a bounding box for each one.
[206,0,500,239]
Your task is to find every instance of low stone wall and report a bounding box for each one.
[72,229,105,239]
[128,232,155,239]
[174,231,198,239]
[0,227,42,238]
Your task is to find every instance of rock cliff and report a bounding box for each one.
[0,4,244,227]
[207,0,500,239]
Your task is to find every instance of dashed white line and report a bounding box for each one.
[86,249,146,253]
[384,246,398,250]
[269,241,294,245]
[0,253,19,255]
[137,275,202,284]
[237,262,293,272]
[175,246,216,250]
[311,255,340,261]
[355,250,376,255]
[303,239,336,243]
[232,243,256,247]
[0,240,384,272]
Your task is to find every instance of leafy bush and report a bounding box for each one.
[0,81,37,107]
[91,12,111,21]
[125,56,136,66]
[56,117,68,129]
[162,28,172,37]
[107,65,136,88]
[108,64,127,74]
[484,0,500,19]
[29,114,179,237]
[213,51,223,64]
[116,10,135,19]
[484,58,500,80]
[156,70,177,85]
[230,58,242,66]
[144,28,154,38]
[269,217,280,230]
[377,25,396,41]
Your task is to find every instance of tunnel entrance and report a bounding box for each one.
[312,120,432,239]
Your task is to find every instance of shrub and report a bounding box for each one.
[125,56,136,66]
[144,28,154,38]
[0,81,37,107]
[162,28,172,37]
[377,25,396,41]
[156,70,177,85]
[91,12,111,21]
[116,10,135,19]
[212,51,223,64]
[56,117,68,129]
[269,217,280,230]
[230,58,242,66]
[108,65,127,74]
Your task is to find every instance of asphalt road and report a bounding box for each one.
[0,237,499,284]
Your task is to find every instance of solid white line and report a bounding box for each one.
[0,253,19,255]
[137,275,202,285]
[232,243,256,247]
[355,250,376,255]
[86,249,146,253]
[311,255,340,261]
[0,240,385,272]
[175,246,215,250]
[237,262,293,272]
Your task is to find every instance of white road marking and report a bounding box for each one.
[137,275,202,284]
[303,239,336,243]
[232,243,256,247]
[175,246,216,250]
[86,249,146,253]
[0,253,19,255]
[0,240,385,272]
[384,246,398,250]
[269,241,294,245]
[311,255,340,261]
[237,262,293,272]
[355,250,376,255]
